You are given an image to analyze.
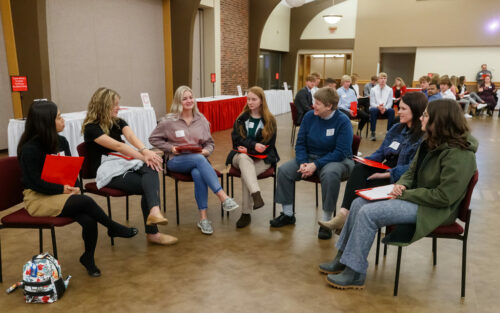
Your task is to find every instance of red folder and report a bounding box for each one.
[176,145,203,154]
[232,150,267,159]
[350,101,357,117]
[355,184,394,201]
[353,155,391,170]
[41,155,84,186]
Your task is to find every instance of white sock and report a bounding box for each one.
[323,211,332,221]
[283,204,293,216]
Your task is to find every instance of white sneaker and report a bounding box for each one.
[197,219,213,235]
[477,103,487,110]
[222,197,239,212]
[464,113,472,119]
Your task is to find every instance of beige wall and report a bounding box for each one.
[46,0,166,116]
[260,3,290,52]
[353,0,500,79]
[300,0,357,40]
[0,13,14,149]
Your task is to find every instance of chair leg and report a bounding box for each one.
[375,228,381,265]
[50,227,58,259]
[273,174,276,218]
[231,176,234,198]
[175,180,180,225]
[163,172,166,212]
[126,196,129,221]
[461,238,467,297]
[292,181,296,214]
[394,246,402,296]
[220,175,226,218]
[432,237,437,266]
[107,196,114,246]
[39,228,43,254]
[290,124,294,145]
[384,243,388,256]
[315,183,318,208]
[224,174,229,218]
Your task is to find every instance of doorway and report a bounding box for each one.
[297,53,352,90]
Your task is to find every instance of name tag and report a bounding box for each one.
[326,128,335,136]
[389,141,400,150]
[248,122,255,128]
[342,94,347,98]
[175,130,185,138]
[55,151,65,156]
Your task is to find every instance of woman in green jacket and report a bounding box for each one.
[318,99,477,290]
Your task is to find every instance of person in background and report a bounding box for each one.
[294,75,316,124]
[149,86,238,235]
[325,77,337,89]
[477,75,497,116]
[337,75,369,133]
[476,64,492,84]
[310,72,321,97]
[225,86,279,228]
[457,76,485,118]
[392,77,407,107]
[418,76,431,96]
[363,76,378,97]
[270,87,354,240]
[319,99,477,290]
[19,100,138,277]
[439,76,456,100]
[82,87,177,246]
[350,74,360,97]
[427,79,442,102]
[369,72,395,141]
[319,92,427,233]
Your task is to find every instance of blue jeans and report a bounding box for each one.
[369,107,395,132]
[167,154,222,210]
[335,197,417,274]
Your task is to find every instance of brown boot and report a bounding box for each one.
[252,191,264,210]
[318,213,347,233]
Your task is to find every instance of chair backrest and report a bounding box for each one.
[76,142,95,179]
[352,134,361,156]
[0,157,24,211]
[290,102,299,126]
[457,170,478,223]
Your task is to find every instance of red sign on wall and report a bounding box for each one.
[210,73,216,83]
[275,73,279,80]
[11,76,28,92]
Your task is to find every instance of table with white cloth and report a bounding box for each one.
[196,95,247,132]
[8,106,157,157]
[264,89,293,116]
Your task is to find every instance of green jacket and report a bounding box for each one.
[385,134,478,246]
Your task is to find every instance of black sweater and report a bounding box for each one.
[19,135,73,195]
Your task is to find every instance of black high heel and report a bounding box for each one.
[79,255,101,277]
[107,227,138,238]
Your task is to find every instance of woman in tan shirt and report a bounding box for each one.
[149,86,238,235]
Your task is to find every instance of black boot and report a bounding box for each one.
[252,191,265,210]
[236,213,251,228]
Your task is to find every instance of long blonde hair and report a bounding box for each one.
[237,86,276,143]
[82,87,120,135]
[167,86,199,119]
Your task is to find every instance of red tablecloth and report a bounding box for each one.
[197,96,246,132]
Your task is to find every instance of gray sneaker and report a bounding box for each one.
[319,251,345,274]
[326,266,366,290]
[222,197,239,212]
[370,132,376,141]
[197,219,213,235]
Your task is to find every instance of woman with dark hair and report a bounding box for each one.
[319,99,477,290]
[82,87,177,246]
[225,86,279,228]
[149,86,238,235]
[18,100,138,277]
[477,75,497,116]
[320,92,427,232]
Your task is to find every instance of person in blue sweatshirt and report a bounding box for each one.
[270,87,354,240]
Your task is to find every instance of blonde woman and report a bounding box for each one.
[392,77,407,106]
[225,86,280,228]
[149,86,238,235]
[82,87,177,246]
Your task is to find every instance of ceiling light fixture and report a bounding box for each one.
[323,14,342,24]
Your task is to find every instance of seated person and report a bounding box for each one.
[149,86,238,235]
[369,72,395,141]
[392,77,407,106]
[82,88,176,246]
[225,86,279,228]
[418,75,431,96]
[19,100,138,277]
[427,79,442,102]
[319,92,427,232]
[363,75,378,97]
[350,74,360,97]
[270,87,354,240]
[325,77,337,89]
[294,75,315,124]
[319,99,477,290]
[439,76,456,100]
[337,75,369,132]
[456,75,485,117]
[478,75,497,116]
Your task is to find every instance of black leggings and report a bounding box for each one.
[341,163,391,210]
[106,164,160,234]
[339,108,369,132]
[58,194,120,259]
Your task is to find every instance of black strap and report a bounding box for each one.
[23,280,51,287]
[24,289,54,297]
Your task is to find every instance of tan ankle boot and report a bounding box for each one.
[318,213,347,232]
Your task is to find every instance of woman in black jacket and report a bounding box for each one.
[226,86,279,228]
[18,100,137,277]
